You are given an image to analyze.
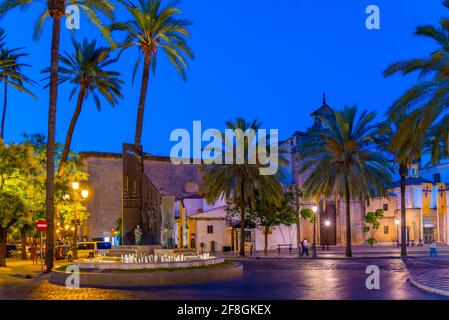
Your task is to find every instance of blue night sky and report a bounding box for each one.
[0,0,444,156]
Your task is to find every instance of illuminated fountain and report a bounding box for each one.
[51,248,242,288]
[74,250,222,270]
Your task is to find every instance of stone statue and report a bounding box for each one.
[134,225,143,245]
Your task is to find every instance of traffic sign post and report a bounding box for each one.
[35,219,48,272]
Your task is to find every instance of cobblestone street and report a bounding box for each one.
[0,258,446,300]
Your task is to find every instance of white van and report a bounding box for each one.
[76,241,111,258]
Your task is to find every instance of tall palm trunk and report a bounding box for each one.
[344,174,352,257]
[0,219,17,267]
[0,227,7,267]
[240,183,246,257]
[45,4,63,272]
[399,164,407,257]
[0,77,7,140]
[134,53,151,147]
[58,86,86,174]
[20,225,27,260]
[296,192,300,252]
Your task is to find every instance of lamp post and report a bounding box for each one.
[312,205,318,258]
[71,182,88,259]
[395,219,400,247]
[323,220,331,251]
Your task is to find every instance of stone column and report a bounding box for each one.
[443,213,446,243]
[420,208,423,244]
[436,187,439,242]
[437,209,441,242]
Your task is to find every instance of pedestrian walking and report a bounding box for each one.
[30,242,38,265]
[301,238,309,257]
[429,240,438,260]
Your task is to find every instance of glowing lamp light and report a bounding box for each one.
[312,205,318,213]
[325,220,331,227]
[395,219,400,225]
[81,189,89,199]
[70,227,75,231]
[64,225,69,230]
[72,182,80,190]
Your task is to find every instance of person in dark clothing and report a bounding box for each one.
[301,238,309,257]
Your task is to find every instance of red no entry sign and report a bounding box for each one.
[36,219,48,232]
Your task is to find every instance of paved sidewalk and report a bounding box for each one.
[404,258,449,296]
[218,245,449,259]
[0,259,44,276]
[410,270,449,296]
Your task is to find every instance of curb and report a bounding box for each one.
[409,275,449,297]
[50,261,244,288]
[225,255,426,261]
[0,267,12,274]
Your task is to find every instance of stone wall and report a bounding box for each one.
[81,155,123,240]
[337,200,366,245]
[366,196,399,244]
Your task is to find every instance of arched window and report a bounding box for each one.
[184,181,199,194]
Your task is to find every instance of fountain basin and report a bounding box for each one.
[75,257,225,270]
[50,260,243,288]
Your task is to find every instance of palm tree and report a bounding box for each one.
[376,114,426,257]
[383,0,449,163]
[0,0,115,271]
[42,38,123,174]
[111,0,194,147]
[200,118,285,256]
[299,106,392,257]
[0,41,36,140]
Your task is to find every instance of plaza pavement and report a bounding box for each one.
[217,245,449,297]
[1,251,449,299]
[218,245,449,259]
[404,258,449,297]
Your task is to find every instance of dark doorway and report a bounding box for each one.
[424,227,434,244]
[190,235,196,249]
[320,201,337,246]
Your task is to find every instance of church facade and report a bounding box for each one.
[279,95,367,246]
[366,162,448,245]
[281,95,449,246]
[79,96,449,250]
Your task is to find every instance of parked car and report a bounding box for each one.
[11,245,24,259]
[76,241,111,258]
[55,245,73,260]
[6,244,17,258]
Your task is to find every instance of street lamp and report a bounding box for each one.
[71,182,89,258]
[72,182,79,191]
[323,220,331,250]
[81,189,89,199]
[72,182,79,249]
[312,205,318,258]
[395,219,400,247]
